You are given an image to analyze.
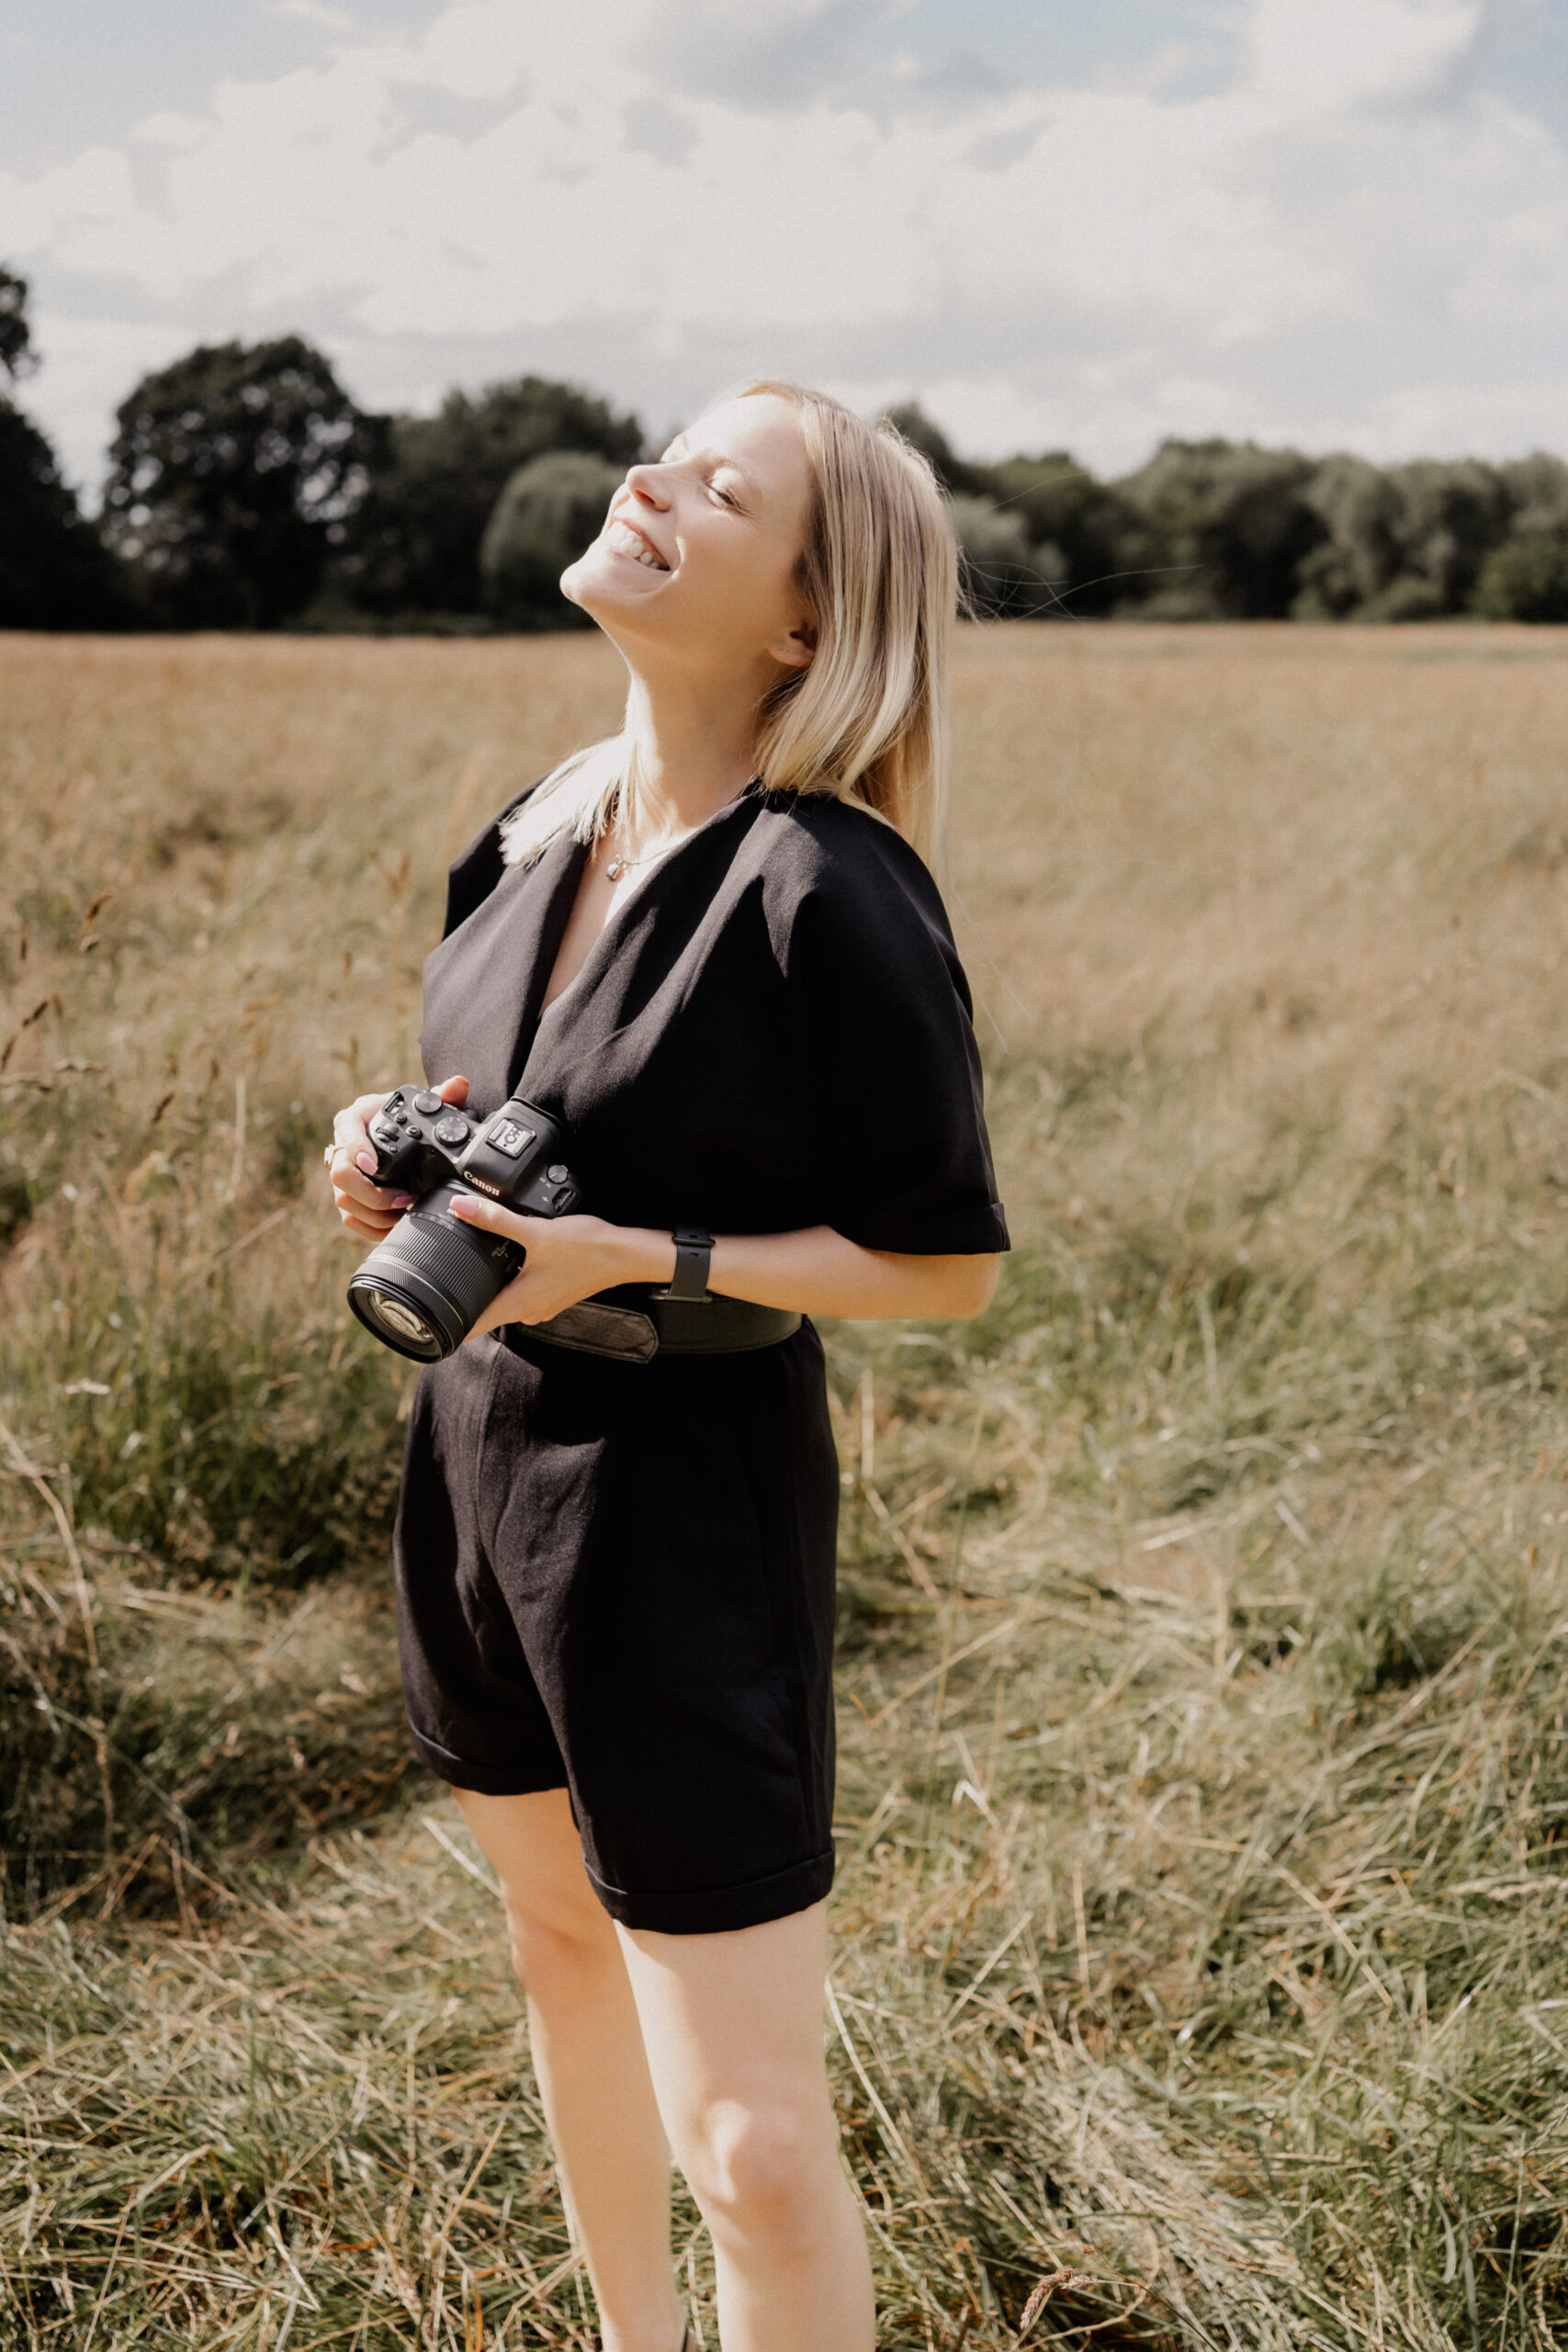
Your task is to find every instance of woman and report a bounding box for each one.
[327,381,1008,2352]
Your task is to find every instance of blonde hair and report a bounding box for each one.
[500,379,957,876]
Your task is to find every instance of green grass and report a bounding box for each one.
[6,628,1568,2346]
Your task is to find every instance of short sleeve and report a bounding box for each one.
[442,783,540,939]
[784,823,1010,1257]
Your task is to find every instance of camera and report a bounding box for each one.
[346,1085,582,1361]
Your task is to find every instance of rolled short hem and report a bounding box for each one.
[407,1719,568,1799]
[586,1846,836,1936]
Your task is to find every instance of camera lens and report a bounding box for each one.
[356,1288,441,1354]
[346,1179,518,1361]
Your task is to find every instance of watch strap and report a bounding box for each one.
[654,1225,713,1303]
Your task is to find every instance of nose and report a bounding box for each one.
[621,460,672,509]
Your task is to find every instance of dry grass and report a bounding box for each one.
[5,626,1568,2346]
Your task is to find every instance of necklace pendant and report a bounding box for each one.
[605,856,623,880]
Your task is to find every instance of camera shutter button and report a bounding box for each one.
[412,1090,444,1115]
[547,1164,568,1182]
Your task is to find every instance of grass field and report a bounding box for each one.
[5,623,1568,2348]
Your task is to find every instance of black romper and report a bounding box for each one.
[393,784,1010,1935]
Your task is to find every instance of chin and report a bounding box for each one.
[565,551,663,631]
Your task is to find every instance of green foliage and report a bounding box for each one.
[101,334,380,628]
[1472,532,1568,622]
[0,401,135,630]
[0,263,132,630]
[1113,437,1327,618]
[974,452,1149,615]
[1386,455,1513,608]
[1292,452,1404,616]
[15,286,1568,633]
[948,493,1062,619]
[881,400,989,496]
[0,260,35,382]
[479,448,625,628]
[1299,452,1540,620]
[338,375,643,621]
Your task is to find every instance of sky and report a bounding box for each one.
[5,0,1568,493]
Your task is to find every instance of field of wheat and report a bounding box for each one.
[5,624,1568,2350]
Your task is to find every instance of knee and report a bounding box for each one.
[681,2099,836,2256]
[502,1895,619,2007]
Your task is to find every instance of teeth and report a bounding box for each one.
[606,517,667,570]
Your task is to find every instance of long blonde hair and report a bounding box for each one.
[499,380,958,876]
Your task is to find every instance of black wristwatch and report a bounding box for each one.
[654,1225,712,1303]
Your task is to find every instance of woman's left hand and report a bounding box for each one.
[450,1198,667,1336]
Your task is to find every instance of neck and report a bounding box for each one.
[619,665,766,841]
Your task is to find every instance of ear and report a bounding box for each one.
[767,616,817,672]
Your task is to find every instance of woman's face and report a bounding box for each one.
[561,394,816,684]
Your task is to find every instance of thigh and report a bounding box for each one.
[615,1903,834,2130]
[455,1786,617,1946]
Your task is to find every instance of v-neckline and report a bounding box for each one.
[536,786,761,1026]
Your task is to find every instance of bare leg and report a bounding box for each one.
[454,1788,685,2352]
[619,1903,874,2352]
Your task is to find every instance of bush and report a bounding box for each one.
[339,378,642,620]
[949,496,1065,618]
[1360,571,1450,622]
[479,450,626,628]
[1472,534,1568,622]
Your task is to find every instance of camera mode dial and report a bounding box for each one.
[434,1114,471,1147]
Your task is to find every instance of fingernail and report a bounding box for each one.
[390,1193,415,1207]
[450,1197,473,1216]
[356,1152,377,1174]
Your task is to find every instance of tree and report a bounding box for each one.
[1472,537,1568,623]
[881,402,992,498]
[946,496,1065,619]
[479,451,626,629]
[1498,452,1568,537]
[1292,456,1405,617]
[0,264,35,383]
[102,336,380,628]
[0,264,132,630]
[1295,455,1514,620]
[974,454,1150,616]
[339,378,644,621]
[1114,440,1326,618]
[1381,458,1510,613]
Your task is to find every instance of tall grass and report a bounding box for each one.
[5,627,1568,2345]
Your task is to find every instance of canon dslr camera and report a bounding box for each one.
[346,1086,581,1361]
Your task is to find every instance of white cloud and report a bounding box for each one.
[6,0,1568,488]
[1246,0,1481,108]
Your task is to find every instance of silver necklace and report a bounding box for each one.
[604,833,676,882]
[602,777,757,882]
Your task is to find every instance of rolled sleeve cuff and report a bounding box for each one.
[831,1202,1010,1256]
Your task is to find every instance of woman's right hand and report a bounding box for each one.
[326,1075,470,1244]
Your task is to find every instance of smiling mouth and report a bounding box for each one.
[604,516,671,571]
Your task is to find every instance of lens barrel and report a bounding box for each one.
[346,1182,520,1361]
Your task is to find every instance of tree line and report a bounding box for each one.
[5,267,1568,633]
